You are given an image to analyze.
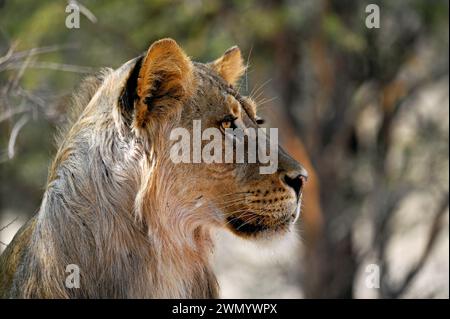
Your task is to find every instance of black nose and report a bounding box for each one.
[282,169,308,199]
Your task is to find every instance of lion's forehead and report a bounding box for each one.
[194,63,229,92]
[192,63,258,121]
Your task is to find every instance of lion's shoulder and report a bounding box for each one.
[0,215,36,298]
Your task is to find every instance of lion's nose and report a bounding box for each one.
[281,168,308,199]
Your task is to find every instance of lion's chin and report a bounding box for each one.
[225,213,294,239]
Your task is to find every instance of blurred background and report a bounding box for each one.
[0,0,448,298]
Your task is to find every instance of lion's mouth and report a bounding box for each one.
[226,213,293,236]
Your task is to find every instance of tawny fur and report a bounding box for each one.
[0,39,306,299]
[1,56,215,298]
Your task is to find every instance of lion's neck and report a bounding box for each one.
[25,131,218,298]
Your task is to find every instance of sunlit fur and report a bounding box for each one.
[0,39,306,298]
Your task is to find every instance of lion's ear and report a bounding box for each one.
[134,38,194,128]
[210,46,245,86]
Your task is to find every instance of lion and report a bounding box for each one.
[0,38,308,298]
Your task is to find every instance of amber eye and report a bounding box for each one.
[222,121,232,129]
[221,115,237,130]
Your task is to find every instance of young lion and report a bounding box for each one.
[0,39,307,298]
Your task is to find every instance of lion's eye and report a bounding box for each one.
[222,121,232,129]
[255,117,265,125]
[221,115,237,130]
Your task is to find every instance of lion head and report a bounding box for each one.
[117,38,308,240]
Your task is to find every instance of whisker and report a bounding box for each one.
[224,211,254,226]
[190,193,258,211]
[235,214,261,231]
[256,96,278,108]
[249,78,272,101]
[244,44,253,93]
